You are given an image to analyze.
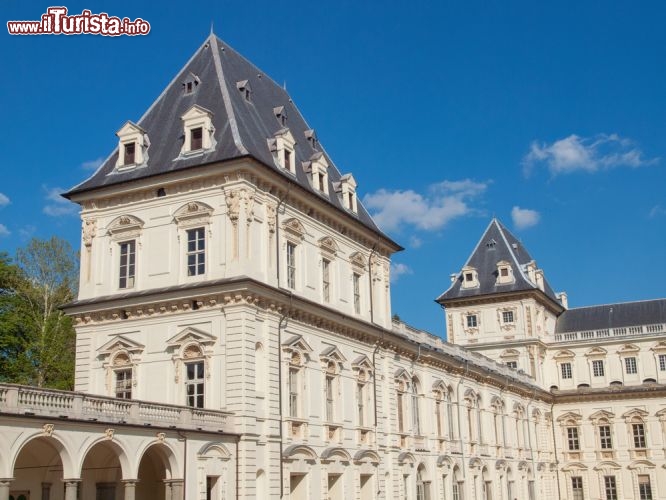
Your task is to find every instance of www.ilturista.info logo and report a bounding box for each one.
[7,7,151,36]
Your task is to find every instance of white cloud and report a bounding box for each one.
[409,236,422,249]
[81,157,105,170]
[649,205,666,218]
[0,224,9,236]
[390,262,412,283]
[43,186,78,217]
[523,133,658,176]
[19,225,36,239]
[511,206,540,230]
[363,179,489,233]
[0,192,9,207]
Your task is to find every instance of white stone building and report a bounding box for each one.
[0,35,664,500]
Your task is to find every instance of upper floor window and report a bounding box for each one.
[322,258,331,302]
[187,227,206,276]
[599,425,613,449]
[466,314,478,328]
[186,360,205,408]
[325,371,336,422]
[496,260,515,285]
[632,423,646,448]
[659,354,666,371]
[287,242,296,289]
[353,272,361,314]
[567,426,580,450]
[625,357,638,375]
[124,142,136,165]
[506,361,518,369]
[288,352,303,418]
[115,368,132,399]
[115,121,149,169]
[269,128,296,174]
[336,174,357,213]
[592,360,605,377]
[411,377,422,436]
[461,266,479,289]
[357,382,366,427]
[561,362,573,379]
[502,311,515,324]
[118,240,136,289]
[191,127,203,150]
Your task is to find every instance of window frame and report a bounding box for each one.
[466,314,478,328]
[186,227,206,277]
[502,310,515,324]
[114,367,133,399]
[353,272,361,314]
[185,359,205,409]
[599,424,613,449]
[604,476,617,500]
[625,356,638,375]
[118,239,136,289]
[322,258,331,303]
[567,426,580,451]
[632,422,646,449]
[286,242,297,289]
[592,359,605,377]
[561,362,573,380]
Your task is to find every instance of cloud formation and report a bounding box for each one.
[363,179,488,233]
[523,134,657,176]
[43,186,78,217]
[511,206,540,230]
[649,205,666,218]
[0,193,9,207]
[0,224,9,237]
[81,157,105,170]
[390,262,413,283]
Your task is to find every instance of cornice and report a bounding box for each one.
[438,289,564,315]
[552,384,666,404]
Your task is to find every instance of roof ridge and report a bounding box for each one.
[565,298,666,311]
[209,35,248,155]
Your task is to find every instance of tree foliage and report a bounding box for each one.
[0,237,78,389]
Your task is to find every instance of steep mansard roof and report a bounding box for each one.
[65,35,397,247]
[556,299,666,333]
[436,218,562,307]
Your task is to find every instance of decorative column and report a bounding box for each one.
[0,479,13,500]
[63,480,80,500]
[122,480,138,500]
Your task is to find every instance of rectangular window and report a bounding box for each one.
[357,383,365,426]
[638,475,652,500]
[506,361,518,369]
[124,142,135,165]
[185,361,205,408]
[397,391,404,432]
[318,173,325,192]
[452,482,461,500]
[435,400,443,437]
[659,354,666,371]
[571,477,584,500]
[633,423,646,448]
[604,476,617,500]
[284,149,292,171]
[625,357,637,374]
[118,240,136,289]
[502,311,514,323]
[286,242,296,289]
[191,127,203,150]
[599,425,613,449]
[466,314,477,328]
[288,367,299,417]
[592,360,605,377]
[186,228,206,276]
[322,258,330,302]
[353,273,361,314]
[567,426,580,450]
[561,362,573,379]
[325,375,335,422]
[115,369,132,399]
[500,267,509,277]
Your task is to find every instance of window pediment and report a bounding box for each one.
[167,327,216,352]
[554,349,575,360]
[97,335,145,357]
[589,410,614,422]
[500,349,520,359]
[585,347,607,357]
[556,411,582,424]
[651,341,666,352]
[320,345,347,369]
[282,217,306,242]
[318,236,339,257]
[349,252,367,273]
[282,334,313,357]
[107,215,145,240]
[622,408,649,420]
[173,201,214,228]
[618,343,640,354]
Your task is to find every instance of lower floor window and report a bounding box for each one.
[638,475,652,500]
[604,476,617,500]
[572,476,584,500]
[186,361,205,408]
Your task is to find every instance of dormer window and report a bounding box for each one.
[303,152,329,195]
[305,129,318,150]
[124,142,135,165]
[274,106,287,126]
[115,121,149,170]
[191,127,203,150]
[496,261,515,285]
[461,266,479,289]
[269,128,296,174]
[182,73,200,95]
[236,80,252,102]
[180,105,215,155]
[336,174,357,213]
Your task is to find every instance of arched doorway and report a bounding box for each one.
[80,440,126,500]
[136,444,176,500]
[12,436,68,500]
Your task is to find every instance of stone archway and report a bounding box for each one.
[12,436,68,500]
[79,439,127,500]
[136,442,179,500]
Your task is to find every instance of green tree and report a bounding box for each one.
[0,238,78,389]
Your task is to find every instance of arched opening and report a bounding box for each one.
[506,466,515,500]
[136,444,174,500]
[416,464,429,500]
[482,467,492,500]
[12,436,66,500]
[80,440,125,500]
[452,465,463,500]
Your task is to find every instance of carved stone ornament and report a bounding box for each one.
[42,423,55,436]
[174,201,213,228]
[105,428,115,440]
[83,219,97,247]
[156,432,166,442]
[266,204,276,233]
[107,215,144,240]
[225,190,241,222]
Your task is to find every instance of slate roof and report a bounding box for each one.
[65,35,399,249]
[555,299,666,333]
[436,218,562,307]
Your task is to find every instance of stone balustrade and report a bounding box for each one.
[0,383,233,433]
[553,323,665,343]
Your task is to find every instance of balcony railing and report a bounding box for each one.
[553,323,665,343]
[0,384,233,433]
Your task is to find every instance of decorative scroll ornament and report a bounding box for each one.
[42,423,55,436]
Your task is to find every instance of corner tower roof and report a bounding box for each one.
[65,34,399,250]
[436,218,562,309]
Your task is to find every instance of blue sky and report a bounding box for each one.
[1,1,664,338]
